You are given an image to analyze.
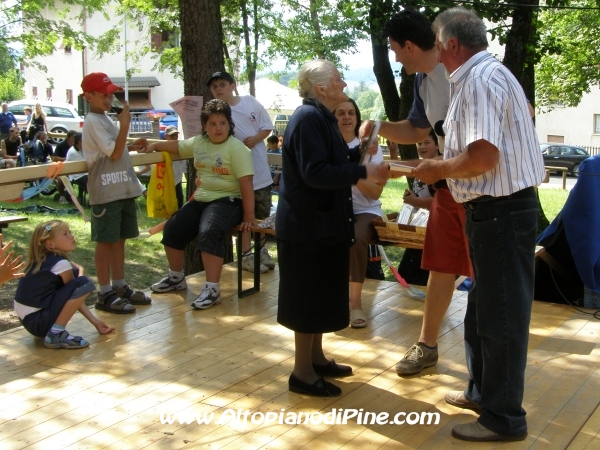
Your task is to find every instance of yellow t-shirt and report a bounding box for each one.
[178,135,254,202]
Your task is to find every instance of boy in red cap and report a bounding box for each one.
[81,72,152,314]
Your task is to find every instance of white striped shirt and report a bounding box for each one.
[443,51,545,202]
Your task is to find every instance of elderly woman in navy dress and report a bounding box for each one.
[276,59,387,397]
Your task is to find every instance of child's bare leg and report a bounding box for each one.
[95,242,113,286]
[109,239,126,281]
[54,295,87,327]
[201,253,224,283]
[165,246,185,272]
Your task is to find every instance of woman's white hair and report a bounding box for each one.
[297,59,336,98]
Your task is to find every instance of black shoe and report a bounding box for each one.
[288,374,342,397]
[312,359,353,377]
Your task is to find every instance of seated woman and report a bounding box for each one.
[27,103,48,143]
[144,99,256,309]
[334,99,385,328]
[397,129,440,285]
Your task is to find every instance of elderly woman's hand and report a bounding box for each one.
[365,161,390,184]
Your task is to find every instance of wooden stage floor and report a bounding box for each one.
[1,264,599,449]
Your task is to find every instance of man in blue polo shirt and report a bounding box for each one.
[0,103,18,141]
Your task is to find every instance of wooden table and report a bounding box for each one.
[0,215,28,231]
[545,166,569,189]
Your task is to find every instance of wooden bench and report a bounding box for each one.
[545,166,569,190]
[231,223,276,298]
[0,215,28,230]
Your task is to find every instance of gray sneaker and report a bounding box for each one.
[260,246,275,269]
[242,254,268,274]
[395,342,438,376]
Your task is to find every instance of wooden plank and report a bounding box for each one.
[0,152,191,186]
[1,270,599,449]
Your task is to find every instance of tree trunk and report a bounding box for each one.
[178,0,234,274]
[369,1,400,122]
[502,0,538,104]
[397,67,418,162]
[502,0,548,231]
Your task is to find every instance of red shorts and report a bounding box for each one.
[422,187,473,278]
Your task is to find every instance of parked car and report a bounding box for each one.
[144,109,178,139]
[540,143,590,177]
[7,100,84,144]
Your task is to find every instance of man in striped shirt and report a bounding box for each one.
[414,7,545,442]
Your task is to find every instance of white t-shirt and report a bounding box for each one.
[82,112,143,204]
[66,146,87,181]
[230,96,273,190]
[172,160,186,184]
[347,137,384,216]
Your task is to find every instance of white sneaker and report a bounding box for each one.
[260,247,275,269]
[59,196,68,204]
[192,287,221,310]
[242,254,268,274]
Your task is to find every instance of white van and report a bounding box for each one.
[7,100,84,143]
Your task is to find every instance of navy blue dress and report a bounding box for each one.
[276,98,367,333]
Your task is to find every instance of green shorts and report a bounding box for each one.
[254,185,272,220]
[91,198,139,243]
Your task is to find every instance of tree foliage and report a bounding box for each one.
[2,0,120,77]
[536,0,600,109]
[265,0,366,68]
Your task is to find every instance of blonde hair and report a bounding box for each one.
[26,220,70,273]
[297,59,337,98]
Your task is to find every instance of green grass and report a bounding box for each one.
[1,194,168,289]
[1,180,570,287]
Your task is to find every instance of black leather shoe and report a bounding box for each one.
[312,359,353,377]
[288,374,342,397]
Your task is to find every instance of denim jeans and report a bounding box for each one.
[463,187,538,437]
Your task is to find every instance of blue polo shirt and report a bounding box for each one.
[0,112,17,134]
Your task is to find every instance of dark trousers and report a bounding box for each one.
[463,187,538,437]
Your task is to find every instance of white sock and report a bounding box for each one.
[205,282,220,294]
[169,270,184,280]
[112,279,126,288]
[99,285,112,294]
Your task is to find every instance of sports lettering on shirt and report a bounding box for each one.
[100,171,130,185]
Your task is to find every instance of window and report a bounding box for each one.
[32,87,38,98]
[46,88,52,100]
[51,107,75,118]
[64,44,72,54]
[150,28,181,52]
[8,105,27,115]
[547,135,564,143]
[66,89,73,105]
[594,114,600,134]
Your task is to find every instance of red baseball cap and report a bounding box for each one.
[80,72,122,95]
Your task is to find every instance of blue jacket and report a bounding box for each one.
[538,155,600,293]
[15,254,80,309]
[0,112,17,134]
[275,98,366,245]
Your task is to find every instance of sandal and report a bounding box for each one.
[350,309,367,328]
[114,284,152,305]
[95,290,136,314]
[44,330,89,349]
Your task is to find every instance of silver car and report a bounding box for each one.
[7,100,84,144]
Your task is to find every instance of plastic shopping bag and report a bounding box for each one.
[147,152,178,218]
